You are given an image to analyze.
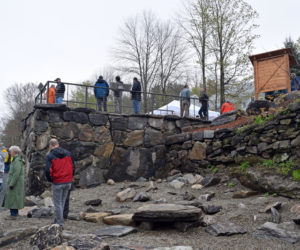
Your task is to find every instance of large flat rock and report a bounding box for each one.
[132,204,202,222]
[92,225,137,237]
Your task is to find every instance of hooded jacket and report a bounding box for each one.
[55,82,65,98]
[131,80,141,101]
[45,147,75,184]
[221,102,235,114]
[45,87,56,104]
[3,155,25,209]
[94,78,109,98]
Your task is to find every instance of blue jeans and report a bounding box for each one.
[0,183,2,192]
[52,183,72,226]
[96,97,107,112]
[10,209,18,216]
[55,97,63,104]
[133,99,140,114]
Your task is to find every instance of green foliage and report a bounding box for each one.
[264,192,270,197]
[292,169,300,181]
[236,124,251,134]
[263,159,275,168]
[279,161,294,176]
[209,165,219,175]
[240,162,249,172]
[284,36,300,76]
[254,114,274,125]
[272,193,278,197]
[228,182,236,187]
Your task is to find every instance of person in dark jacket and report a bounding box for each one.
[131,77,141,114]
[94,76,109,112]
[54,78,65,104]
[291,73,300,91]
[45,139,74,227]
[113,76,124,114]
[199,88,209,120]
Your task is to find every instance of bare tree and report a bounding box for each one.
[179,0,211,89]
[113,11,159,112]
[156,21,187,102]
[0,83,39,146]
[209,0,258,107]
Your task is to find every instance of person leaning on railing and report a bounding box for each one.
[180,85,191,117]
[94,76,109,112]
[54,78,65,104]
[131,77,141,115]
[113,76,124,114]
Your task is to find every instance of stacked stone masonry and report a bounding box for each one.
[22,103,300,195]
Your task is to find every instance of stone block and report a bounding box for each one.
[88,113,108,126]
[128,117,147,130]
[124,130,144,147]
[63,111,89,124]
[189,142,206,161]
[148,118,164,130]
[203,130,214,139]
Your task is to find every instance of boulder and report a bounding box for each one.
[165,133,192,146]
[205,222,246,236]
[30,224,63,249]
[66,235,109,250]
[133,204,202,223]
[83,212,111,223]
[189,142,206,161]
[128,116,147,130]
[124,130,144,147]
[169,180,185,189]
[84,199,102,206]
[253,222,300,244]
[116,188,137,202]
[92,225,137,237]
[232,190,258,198]
[63,111,89,124]
[211,111,237,126]
[88,113,108,126]
[201,177,221,188]
[133,192,151,202]
[0,227,38,248]
[27,207,53,218]
[103,214,135,226]
[246,100,277,115]
[107,179,115,185]
[144,129,164,147]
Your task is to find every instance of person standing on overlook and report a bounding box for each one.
[113,76,124,114]
[180,85,191,117]
[199,87,209,120]
[131,77,141,115]
[94,76,109,112]
[45,84,56,104]
[54,78,65,104]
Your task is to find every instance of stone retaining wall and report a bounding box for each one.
[22,102,300,195]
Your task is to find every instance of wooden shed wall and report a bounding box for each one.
[254,54,290,99]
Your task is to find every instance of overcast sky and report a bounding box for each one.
[0,0,299,108]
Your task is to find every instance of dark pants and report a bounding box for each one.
[63,189,71,219]
[199,104,208,120]
[96,97,107,112]
[10,209,18,216]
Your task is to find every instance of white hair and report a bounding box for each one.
[9,145,22,155]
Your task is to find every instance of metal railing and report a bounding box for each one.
[35,81,201,117]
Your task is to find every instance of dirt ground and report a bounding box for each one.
[1,173,300,250]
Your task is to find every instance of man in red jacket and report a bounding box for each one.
[221,101,235,114]
[45,139,75,227]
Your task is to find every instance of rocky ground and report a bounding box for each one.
[1,171,300,250]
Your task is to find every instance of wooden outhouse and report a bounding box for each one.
[249,48,297,99]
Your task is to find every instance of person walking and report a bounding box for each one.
[54,78,65,104]
[45,139,75,227]
[94,76,109,112]
[199,88,209,120]
[131,77,141,115]
[180,85,191,117]
[113,76,124,114]
[221,100,235,114]
[45,84,56,104]
[2,146,24,220]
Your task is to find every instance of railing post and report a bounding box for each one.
[151,93,154,114]
[46,82,49,104]
[85,86,88,108]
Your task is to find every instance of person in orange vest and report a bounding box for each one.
[221,100,235,114]
[45,85,56,104]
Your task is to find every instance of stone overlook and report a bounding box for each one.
[22,100,300,196]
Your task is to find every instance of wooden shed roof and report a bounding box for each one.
[249,48,298,67]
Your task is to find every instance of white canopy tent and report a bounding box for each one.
[152,100,220,120]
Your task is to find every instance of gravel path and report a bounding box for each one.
[1,174,300,250]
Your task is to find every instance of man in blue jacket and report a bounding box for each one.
[131,77,141,114]
[94,76,109,112]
